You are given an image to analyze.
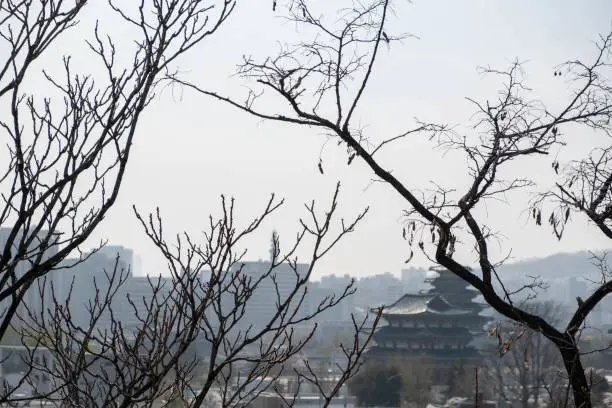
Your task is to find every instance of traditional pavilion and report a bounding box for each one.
[368,267,490,361]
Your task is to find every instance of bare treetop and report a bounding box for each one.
[0,0,235,338]
[182,1,612,406]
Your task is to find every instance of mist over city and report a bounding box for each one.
[0,1,611,407]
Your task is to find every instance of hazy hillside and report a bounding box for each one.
[495,250,610,280]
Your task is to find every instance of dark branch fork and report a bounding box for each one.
[182,1,612,406]
[0,0,246,406]
[3,183,378,407]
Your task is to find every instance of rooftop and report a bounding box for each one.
[366,346,482,360]
[381,294,473,316]
[374,326,472,339]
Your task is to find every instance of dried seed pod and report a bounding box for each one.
[405,249,414,264]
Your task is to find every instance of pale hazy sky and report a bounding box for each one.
[28,1,612,278]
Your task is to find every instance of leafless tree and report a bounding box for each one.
[536,147,612,240]
[180,1,612,406]
[0,0,235,343]
[398,357,437,408]
[0,2,384,407]
[0,0,239,405]
[484,301,566,408]
[1,185,379,407]
[534,146,612,338]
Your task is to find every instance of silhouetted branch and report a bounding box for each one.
[190,1,612,406]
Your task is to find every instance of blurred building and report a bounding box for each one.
[229,260,310,330]
[0,227,59,322]
[56,246,133,330]
[368,267,490,362]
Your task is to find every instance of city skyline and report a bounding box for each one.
[98,242,612,281]
[1,1,611,405]
[45,0,612,278]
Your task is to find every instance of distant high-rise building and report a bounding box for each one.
[230,260,309,330]
[56,246,133,330]
[401,267,429,293]
[98,246,134,275]
[355,272,405,310]
[132,253,143,276]
[315,274,356,323]
[566,277,588,303]
[0,227,59,322]
[114,274,170,333]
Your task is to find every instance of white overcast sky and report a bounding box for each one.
[32,0,612,278]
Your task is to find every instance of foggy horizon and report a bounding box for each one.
[2,1,612,406]
[14,0,612,277]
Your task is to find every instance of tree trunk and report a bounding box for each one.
[560,342,591,408]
